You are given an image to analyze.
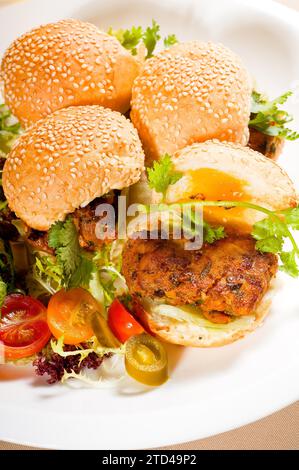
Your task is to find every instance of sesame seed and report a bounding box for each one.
[2,105,144,230]
[131,40,251,162]
[2,18,138,126]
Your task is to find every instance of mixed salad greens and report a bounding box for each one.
[0,21,299,388]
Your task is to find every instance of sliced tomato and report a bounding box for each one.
[0,294,51,361]
[108,299,144,343]
[47,288,98,345]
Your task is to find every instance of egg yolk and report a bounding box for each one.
[183,168,251,231]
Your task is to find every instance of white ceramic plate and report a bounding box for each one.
[0,0,299,450]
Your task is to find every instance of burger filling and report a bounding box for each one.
[26,191,118,253]
[122,236,278,324]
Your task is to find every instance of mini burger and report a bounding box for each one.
[131,41,252,164]
[122,141,298,347]
[2,105,144,293]
[130,41,299,164]
[1,19,140,127]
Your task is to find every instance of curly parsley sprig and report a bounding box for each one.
[108,20,178,58]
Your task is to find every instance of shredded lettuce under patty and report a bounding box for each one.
[148,303,256,332]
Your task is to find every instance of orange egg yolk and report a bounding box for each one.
[184,168,251,231]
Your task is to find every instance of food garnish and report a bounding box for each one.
[249,91,299,141]
[0,104,21,157]
[108,299,144,343]
[0,294,51,360]
[0,19,298,388]
[142,200,299,277]
[48,218,94,289]
[108,20,178,58]
[33,339,106,384]
[47,287,98,345]
[125,333,168,386]
[147,154,183,199]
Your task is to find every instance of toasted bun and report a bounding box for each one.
[135,288,274,347]
[1,19,140,127]
[3,106,145,230]
[164,141,297,231]
[129,141,297,233]
[131,41,252,164]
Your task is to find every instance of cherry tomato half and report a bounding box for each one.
[47,288,98,345]
[0,294,51,361]
[108,299,144,343]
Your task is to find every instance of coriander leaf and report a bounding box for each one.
[272,92,293,107]
[255,236,283,254]
[252,216,288,240]
[47,220,64,250]
[107,21,178,58]
[49,218,79,277]
[164,33,178,48]
[279,206,299,230]
[48,217,93,289]
[249,90,299,141]
[122,26,143,54]
[167,201,226,245]
[280,251,299,278]
[143,20,161,58]
[107,26,124,43]
[147,154,182,198]
[107,26,143,55]
[203,222,226,244]
[252,208,299,276]
[68,255,93,289]
[251,91,292,114]
[149,200,299,277]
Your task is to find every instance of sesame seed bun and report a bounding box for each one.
[135,285,274,348]
[166,141,298,231]
[3,105,145,230]
[1,19,140,127]
[130,41,252,165]
[126,141,297,347]
[129,141,297,234]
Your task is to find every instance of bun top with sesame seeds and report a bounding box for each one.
[1,19,140,128]
[130,41,252,165]
[3,105,145,230]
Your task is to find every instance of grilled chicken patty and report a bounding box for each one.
[122,237,278,317]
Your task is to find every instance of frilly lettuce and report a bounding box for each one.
[51,336,125,363]
[51,336,125,386]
